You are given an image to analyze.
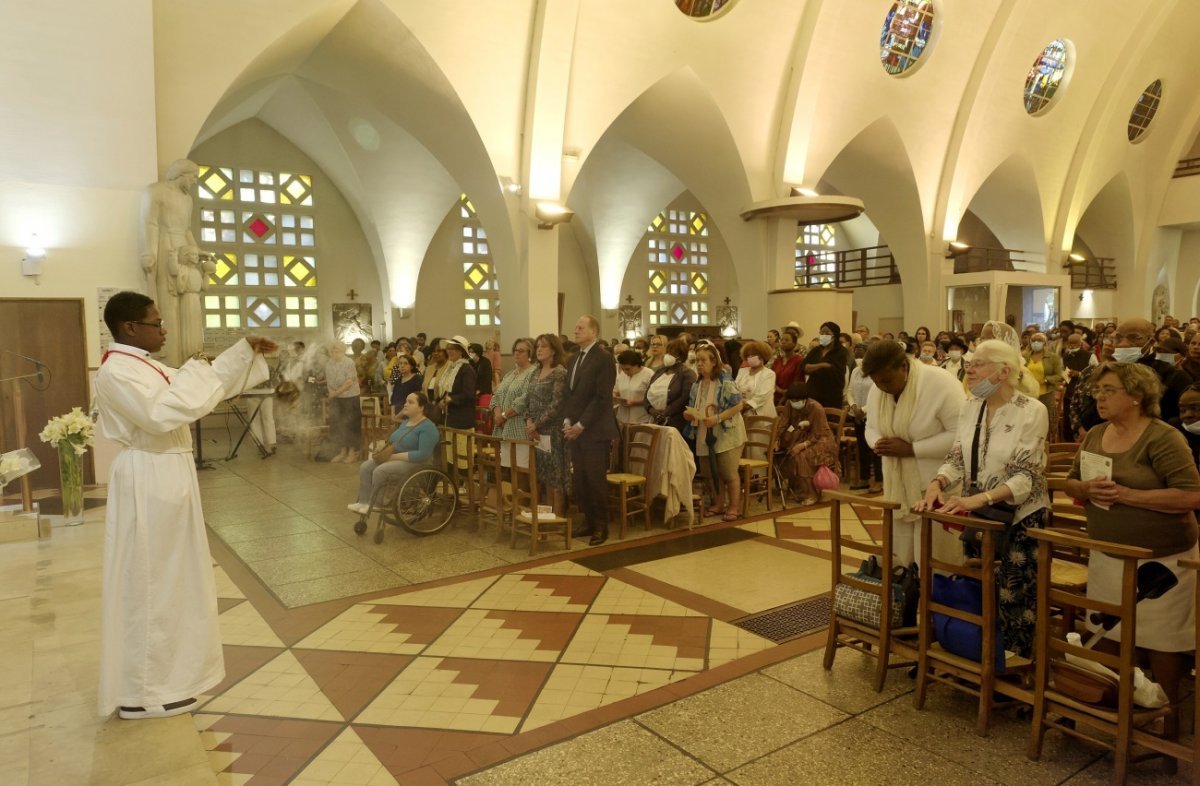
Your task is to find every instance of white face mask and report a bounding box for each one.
[948,350,962,360]
[790,399,807,410]
[919,352,933,361]
[1184,420,1200,435]
[1156,353,1176,364]
[1030,341,1044,352]
[468,352,479,362]
[855,357,863,367]
[662,353,677,367]
[746,356,762,368]
[1111,347,1144,363]
[818,334,833,347]
[687,350,697,362]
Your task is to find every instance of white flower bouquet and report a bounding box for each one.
[39,407,95,456]
[0,447,40,487]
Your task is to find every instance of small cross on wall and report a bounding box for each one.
[346,289,358,301]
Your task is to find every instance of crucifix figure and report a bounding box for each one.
[346,289,359,301]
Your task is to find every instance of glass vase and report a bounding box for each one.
[57,442,84,525]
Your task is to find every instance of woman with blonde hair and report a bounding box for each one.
[684,344,746,521]
[916,339,1049,656]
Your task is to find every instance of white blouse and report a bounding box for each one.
[935,392,1049,522]
[614,366,654,424]
[735,367,776,418]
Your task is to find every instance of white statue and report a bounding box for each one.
[174,246,216,361]
[140,159,201,365]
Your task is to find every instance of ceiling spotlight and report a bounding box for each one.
[1068,252,1086,263]
[945,241,971,259]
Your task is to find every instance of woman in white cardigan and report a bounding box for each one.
[863,340,966,566]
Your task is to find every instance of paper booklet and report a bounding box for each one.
[1078,450,1113,510]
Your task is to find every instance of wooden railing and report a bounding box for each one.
[1067,257,1116,289]
[1174,157,1200,178]
[795,245,900,288]
[950,246,1043,274]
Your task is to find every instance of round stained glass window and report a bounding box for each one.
[674,0,733,20]
[1127,79,1162,143]
[880,0,935,76]
[1024,39,1070,115]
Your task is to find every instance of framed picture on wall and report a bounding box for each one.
[332,303,373,345]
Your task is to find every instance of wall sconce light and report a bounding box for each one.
[945,241,971,259]
[21,236,47,280]
[534,202,574,229]
[789,186,819,198]
[499,176,522,195]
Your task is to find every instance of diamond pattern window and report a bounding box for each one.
[198,165,319,329]
[1127,79,1162,143]
[880,0,934,76]
[460,194,500,327]
[1024,39,1069,116]
[644,206,710,326]
[795,223,837,288]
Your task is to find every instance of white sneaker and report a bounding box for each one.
[330,449,348,463]
[347,502,369,515]
[344,450,361,463]
[119,698,196,720]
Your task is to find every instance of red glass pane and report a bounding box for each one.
[671,243,685,261]
[249,218,270,238]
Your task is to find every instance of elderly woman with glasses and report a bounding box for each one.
[916,339,1049,657]
[490,337,537,466]
[1065,362,1200,713]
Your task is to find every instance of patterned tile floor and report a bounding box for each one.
[5,434,1191,785]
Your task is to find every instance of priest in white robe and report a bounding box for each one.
[94,291,275,719]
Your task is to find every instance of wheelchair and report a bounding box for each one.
[353,465,458,544]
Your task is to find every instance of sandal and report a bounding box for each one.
[707,508,725,517]
[721,512,739,522]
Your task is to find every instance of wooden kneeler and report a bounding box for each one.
[821,490,916,692]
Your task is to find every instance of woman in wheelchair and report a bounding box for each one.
[347,392,440,515]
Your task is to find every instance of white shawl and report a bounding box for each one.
[875,357,926,521]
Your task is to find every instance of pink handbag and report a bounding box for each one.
[813,464,840,491]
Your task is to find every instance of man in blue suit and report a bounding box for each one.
[563,314,619,545]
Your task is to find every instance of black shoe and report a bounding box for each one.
[588,532,608,546]
[572,526,591,538]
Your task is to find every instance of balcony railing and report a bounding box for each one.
[950,246,1044,274]
[1067,257,1116,289]
[795,245,900,288]
[1174,157,1200,178]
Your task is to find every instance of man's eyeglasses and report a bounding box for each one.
[131,320,165,329]
[1112,333,1147,344]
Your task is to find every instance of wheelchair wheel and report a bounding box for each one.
[395,468,458,535]
[354,519,367,535]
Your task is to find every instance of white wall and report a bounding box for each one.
[0,0,158,367]
[851,284,904,335]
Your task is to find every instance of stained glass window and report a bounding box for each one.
[645,207,710,326]
[880,0,934,76]
[459,194,500,327]
[1127,79,1162,143]
[674,0,732,20]
[198,165,319,329]
[795,224,837,288]
[1024,39,1069,115]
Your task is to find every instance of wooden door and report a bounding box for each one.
[0,298,92,491]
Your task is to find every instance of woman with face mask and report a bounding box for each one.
[797,320,850,410]
[644,338,697,436]
[915,339,1050,657]
[940,337,969,382]
[1023,332,1063,439]
[777,382,840,507]
[1170,383,1200,467]
[735,341,777,418]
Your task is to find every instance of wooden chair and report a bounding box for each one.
[822,490,916,691]
[840,410,861,487]
[1027,529,1185,783]
[441,426,474,502]
[824,406,849,487]
[914,508,1033,736]
[738,414,779,517]
[606,424,662,539]
[508,439,570,555]
[469,432,509,529]
[1046,442,1079,477]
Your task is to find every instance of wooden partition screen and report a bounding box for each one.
[0,298,92,491]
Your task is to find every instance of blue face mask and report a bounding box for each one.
[970,374,1002,399]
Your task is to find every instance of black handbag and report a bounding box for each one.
[960,404,1018,556]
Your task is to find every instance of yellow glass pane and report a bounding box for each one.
[305,277,317,287]
[203,171,227,194]
[286,179,307,200]
[468,267,485,287]
[220,191,233,201]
